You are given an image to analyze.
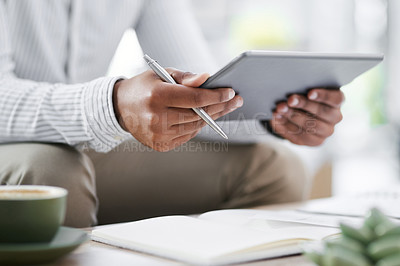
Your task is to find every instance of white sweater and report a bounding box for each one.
[0,0,218,152]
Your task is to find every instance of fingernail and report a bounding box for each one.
[227,89,235,100]
[275,114,283,119]
[289,97,299,106]
[309,91,318,100]
[279,105,289,113]
[235,98,243,108]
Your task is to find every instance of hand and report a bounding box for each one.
[269,88,344,146]
[113,68,243,152]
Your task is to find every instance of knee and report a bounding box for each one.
[1,143,98,227]
[260,142,310,203]
[221,142,310,209]
[18,144,93,186]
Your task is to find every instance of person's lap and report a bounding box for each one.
[0,139,309,227]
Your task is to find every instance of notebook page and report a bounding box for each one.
[198,209,364,228]
[91,215,338,264]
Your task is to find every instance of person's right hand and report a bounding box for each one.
[113,68,243,152]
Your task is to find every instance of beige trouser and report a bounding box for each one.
[0,140,310,228]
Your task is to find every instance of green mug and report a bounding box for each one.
[0,185,67,243]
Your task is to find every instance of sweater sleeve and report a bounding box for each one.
[0,1,132,153]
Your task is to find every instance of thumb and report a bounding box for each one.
[168,68,210,87]
[181,72,210,87]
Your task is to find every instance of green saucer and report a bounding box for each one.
[0,226,88,265]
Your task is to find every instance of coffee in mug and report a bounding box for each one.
[0,185,67,243]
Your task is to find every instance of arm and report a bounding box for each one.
[0,1,130,152]
[0,1,242,153]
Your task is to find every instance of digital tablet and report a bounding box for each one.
[201,50,383,121]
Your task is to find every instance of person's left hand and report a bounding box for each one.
[269,88,344,146]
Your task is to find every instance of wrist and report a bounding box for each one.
[112,79,126,131]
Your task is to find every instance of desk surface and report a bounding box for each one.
[46,202,315,266]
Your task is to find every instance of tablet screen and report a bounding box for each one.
[201,51,383,121]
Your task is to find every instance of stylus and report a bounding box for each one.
[143,54,228,140]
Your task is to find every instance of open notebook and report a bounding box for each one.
[91,209,340,265]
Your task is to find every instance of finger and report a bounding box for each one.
[166,68,210,87]
[203,95,243,117]
[270,114,301,136]
[147,130,196,152]
[271,114,326,146]
[286,94,343,124]
[280,108,335,138]
[275,102,289,114]
[209,101,241,121]
[168,95,243,125]
[166,108,201,125]
[170,97,242,136]
[168,105,237,139]
[160,83,235,108]
[307,88,345,108]
[169,119,206,136]
[168,130,200,151]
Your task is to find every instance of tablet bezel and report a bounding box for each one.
[202,50,384,88]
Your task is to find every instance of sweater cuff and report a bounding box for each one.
[82,76,132,152]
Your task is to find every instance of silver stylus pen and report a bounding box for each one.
[143,54,228,140]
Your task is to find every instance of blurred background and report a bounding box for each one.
[108,0,400,197]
